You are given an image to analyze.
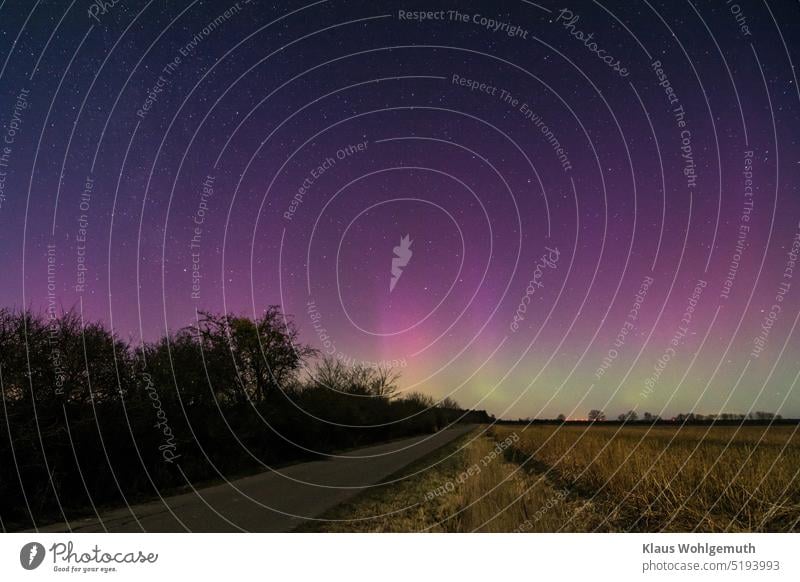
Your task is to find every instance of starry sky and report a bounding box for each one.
[1,0,799,419]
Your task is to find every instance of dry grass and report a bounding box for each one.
[490,423,800,532]
[436,431,606,532]
[301,424,800,532]
[296,425,800,532]
[302,427,606,532]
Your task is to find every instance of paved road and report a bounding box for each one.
[36,425,474,532]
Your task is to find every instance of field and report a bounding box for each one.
[303,423,800,532]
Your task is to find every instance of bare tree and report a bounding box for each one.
[588,409,606,422]
[311,357,399,399]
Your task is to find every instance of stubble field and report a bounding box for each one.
[304,423,800,532]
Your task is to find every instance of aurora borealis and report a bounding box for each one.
[1,0,799,421]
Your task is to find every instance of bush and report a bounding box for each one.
[0,308,475,529]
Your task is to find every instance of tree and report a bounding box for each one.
[618,410,638,423]
[143,330,206,405]
[556,413,567,422]
[311,357,399,399]
[438,397,461,410]
[588,409,606,422]
[0,308,131,405]
[0,308,472,529]
[751,411,778,420]
[402,391,436,408]
[193,307,316,403]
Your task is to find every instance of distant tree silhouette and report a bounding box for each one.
[439,397,461,410]
[588,409,606,422]
[749,411,782,420]
[402,391,436,408]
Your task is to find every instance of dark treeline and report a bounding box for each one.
[504,408,794,426]
[0,307,489,530]
[500,419,799,426]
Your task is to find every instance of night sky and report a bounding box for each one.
[1,0,799,419]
